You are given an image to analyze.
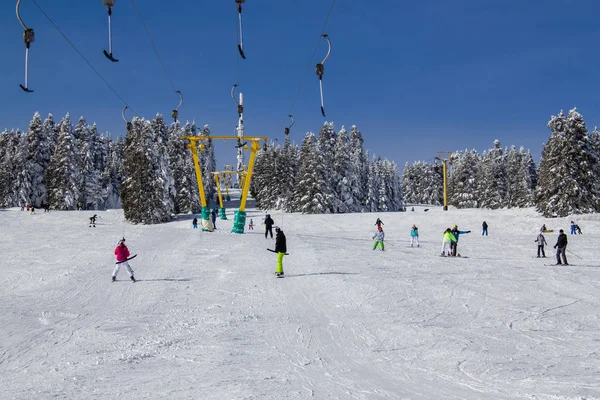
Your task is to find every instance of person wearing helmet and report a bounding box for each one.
[451,225,471,257]
[113,238,136,282]
[372,225,385,251]
[274,227,287,277]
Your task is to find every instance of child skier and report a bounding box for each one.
[535,232,547,258]
[89,214,97,227]
[248,218,254,230]
[410,225,419,247]
[192,217,198,229]
[375,218,384,229]
[441,228,456,257]
[372,225,385,251]
[113,238,136,282]
[274,227,287,277]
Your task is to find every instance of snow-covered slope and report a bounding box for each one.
[1,206,599,399]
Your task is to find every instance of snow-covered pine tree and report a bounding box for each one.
[316,122,337,213]
[167,121,187,214]
[43,114,59,155]
[24,112,51,207]
[504,146,529,208]
[447,150,480,208]
[536,108,600,217]
[291,132,328,213]
[100,137,123,209]
[349,126,369,212]
[0,130,23,207]
[366,156,381,211]
[477,140,506,209]
[332,126,353,213]
[280,135,299,212]
[46,115,81,210]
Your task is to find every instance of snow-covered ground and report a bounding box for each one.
[1,204,599,399]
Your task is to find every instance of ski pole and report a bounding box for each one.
[567,249,582,259]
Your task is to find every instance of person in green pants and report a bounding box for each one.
[275,227,287,277]
[372,225,385,251]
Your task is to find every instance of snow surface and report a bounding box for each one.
[1,205,599,400]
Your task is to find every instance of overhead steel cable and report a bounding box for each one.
[30,0,138,115]
[288,0,336,116]
[130,0,190,119]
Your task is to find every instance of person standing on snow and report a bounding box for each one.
[554,229,568,265]
[274,227,287,277]
[410,225,419,247]
[570,221,576,235]
[451,225,471,257]
[248,218,254,230]
[264,214,275,239]
[441,228,456,257]
[375,218,384,229]
[372,225,385,251]
[482,221,488,236]
[192,217,198,229]
[113,238,136,282]
[211,208,218,229]
[535,232,547,258]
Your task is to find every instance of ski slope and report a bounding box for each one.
[0,205,599,399]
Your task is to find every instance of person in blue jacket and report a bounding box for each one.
[451,225,471,257]
[410,225,419,247]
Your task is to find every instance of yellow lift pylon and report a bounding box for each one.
[182,135,267,233]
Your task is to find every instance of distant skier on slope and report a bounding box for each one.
[554,229,568,265]
[274,227,287,277]
[410,225,419,247]
[535,232,547,258]
[113,238,136,282]
[264,214,274,239]
[89,214,97,227]
[482,221,488,236]
[451,225,471,257]
[372,225,385,251]
[248,218,254,230]
[192,217,198,229]
[375,218,384,229]
[441,228,456,257]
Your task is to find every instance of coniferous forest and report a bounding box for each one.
[2,107,600,222]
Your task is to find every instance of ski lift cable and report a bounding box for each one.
[130,0,190,118]
[287,0,336,116]
[30,0,138,114]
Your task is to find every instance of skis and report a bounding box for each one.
[267,248,289,255]
[274,272,284,278]
[115,254,137,264]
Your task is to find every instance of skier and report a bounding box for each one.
[211,208,217,229]
[29,206,35,215]
[441,228,456,257]
[89,214,97,227]
[570,221,576,235]
[372,225,385,251]
[274,227,287,277]
[410,225,419,247]
[113,238,136,282]
[541,224,547,232]
[192,217,198,229]
[554,229,568,265]
[375,218,384,229]
[451,225,471,257]
[482,221,488,236]
[576,224,582,234]
[535,232,547,258]
[264,214,274,239]
[248,218,254,230]
[20,203,24,211]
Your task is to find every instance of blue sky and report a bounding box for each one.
[3,0,600,168]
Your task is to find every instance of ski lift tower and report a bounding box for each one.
[235,91,245,186]
[434,151,454,211]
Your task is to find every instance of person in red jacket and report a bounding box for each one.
[113,238,136,282]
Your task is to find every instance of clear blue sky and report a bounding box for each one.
[3,0,600,168]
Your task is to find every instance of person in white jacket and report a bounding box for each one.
[372,226,385,251]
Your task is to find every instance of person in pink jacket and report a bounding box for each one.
[113,238,136,282]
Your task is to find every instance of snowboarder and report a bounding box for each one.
[441,228,456,257]
[410,225,419,247]
[554,229,568,265]
[372,225,385,251]
[264,214,274,239]
[570,221,576,235]
[482,221,488,236]
[535,232,547,258]
[375,218,384,229]
[192,217,198,229]
[113,238,136,282]
[451,225,471,257]
[248,218,254,230]
[274,227,287,277]
[89,214,97,227]
[211,208,217,229]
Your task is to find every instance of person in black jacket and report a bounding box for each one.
[554,229,568,265]
[264,214,275,239]
[274,227,287,276]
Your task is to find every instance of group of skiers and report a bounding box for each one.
[535,229,569,265]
